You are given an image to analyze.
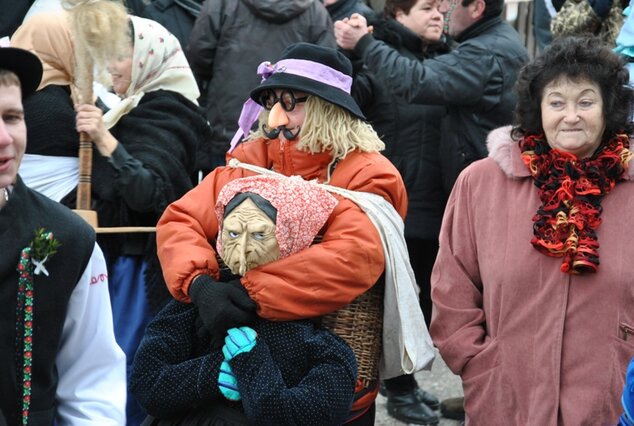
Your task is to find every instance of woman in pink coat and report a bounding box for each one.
[430,36,634,425]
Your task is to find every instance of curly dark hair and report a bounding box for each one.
[511,36,633,142]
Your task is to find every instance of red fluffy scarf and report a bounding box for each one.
[519,133,632,274]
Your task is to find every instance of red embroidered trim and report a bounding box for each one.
[16,247,34,425]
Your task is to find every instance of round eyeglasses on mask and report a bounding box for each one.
[258,90,309,112]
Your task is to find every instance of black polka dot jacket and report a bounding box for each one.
[130,299,358,425]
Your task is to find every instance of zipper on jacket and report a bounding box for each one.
[620,323,634,341]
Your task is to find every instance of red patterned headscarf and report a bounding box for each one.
[519,133,633,274]
[215,174,338,260]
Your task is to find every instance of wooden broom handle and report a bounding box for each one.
[76,131,93,210]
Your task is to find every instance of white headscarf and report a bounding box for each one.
[103,15,200,129]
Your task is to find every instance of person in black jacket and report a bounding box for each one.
[350,0,449,424]
[334,0,529,196]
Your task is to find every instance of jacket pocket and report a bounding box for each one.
[461,339,513,425]
[461,338,501,383]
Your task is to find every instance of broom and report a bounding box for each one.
[63,0,155,233]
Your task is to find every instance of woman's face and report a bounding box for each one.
[107,55,133,97]
[396,0,444,42]
[541,77,605,158]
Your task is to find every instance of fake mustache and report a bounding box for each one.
[262,125,301,141]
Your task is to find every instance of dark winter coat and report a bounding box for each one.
[354,16,529,194]
[131,300,357,425]
[186,0,336,171]
[353,16,449,240]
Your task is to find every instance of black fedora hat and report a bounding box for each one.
[0,47,43,98]
[249,42,365,120]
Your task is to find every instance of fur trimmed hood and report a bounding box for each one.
[486,125,634,180]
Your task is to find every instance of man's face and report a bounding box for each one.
[0,84,26,190]
[440,0,481,38]
[221,197,281,276]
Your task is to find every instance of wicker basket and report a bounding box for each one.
[321,279,384,388]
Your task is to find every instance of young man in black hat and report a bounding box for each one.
[156,42,412,424]
[0,46,126,426]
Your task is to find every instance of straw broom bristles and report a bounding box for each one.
[61,0,130,104]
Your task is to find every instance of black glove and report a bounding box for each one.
[189,275,257,348]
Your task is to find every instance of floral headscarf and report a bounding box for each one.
[215,175,338,260]
[102,15,200,129]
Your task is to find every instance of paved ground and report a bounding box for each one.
[375,350,464,425]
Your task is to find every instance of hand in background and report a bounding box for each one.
[334,13,373,51]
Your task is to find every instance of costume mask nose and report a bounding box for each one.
[236,237,248,276]
[268,102,289,129]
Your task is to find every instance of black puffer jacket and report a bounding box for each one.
[353,17,450,240]
[354,16,529,194]
[186,0,336,172]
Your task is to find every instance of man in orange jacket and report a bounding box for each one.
[156,42,407,424]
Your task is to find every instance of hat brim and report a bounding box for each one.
[250,73,366,121]
[0,48,43,98]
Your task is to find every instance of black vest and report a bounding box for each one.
[0,177,95,426]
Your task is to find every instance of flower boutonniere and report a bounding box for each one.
[26,228,61,276]
[15,228,60,425]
